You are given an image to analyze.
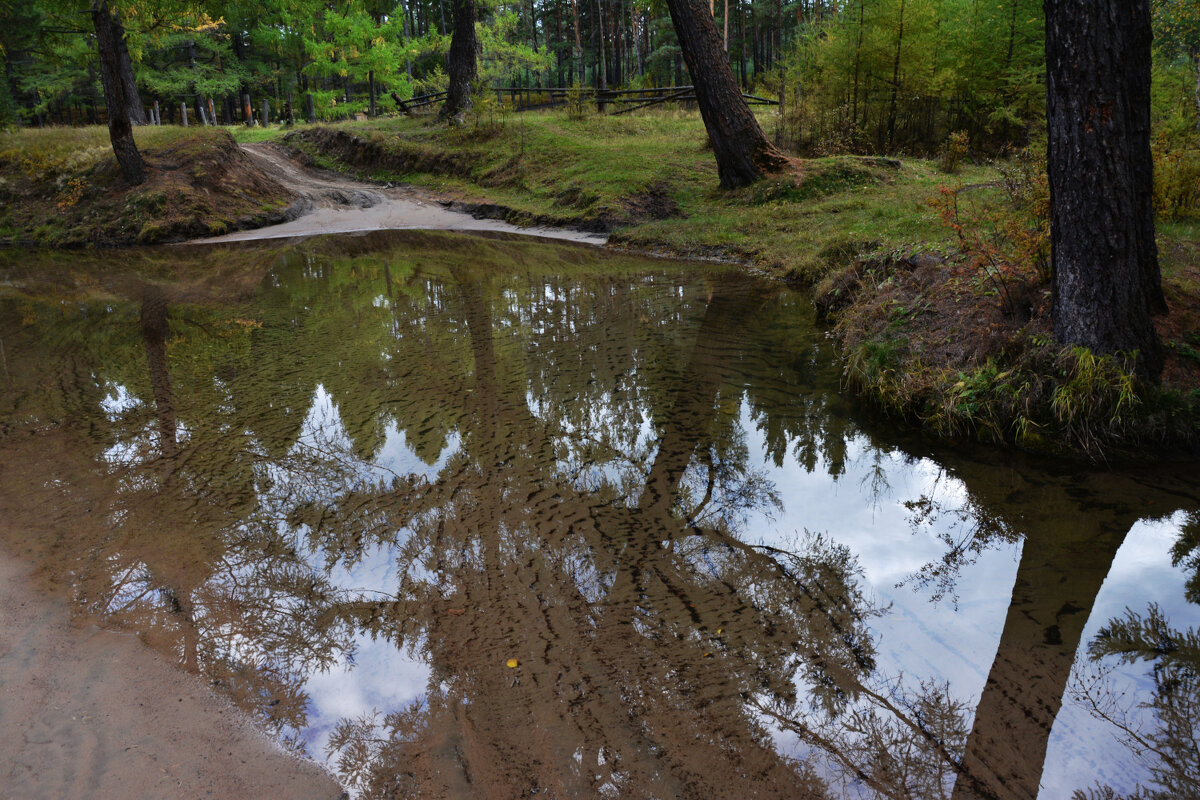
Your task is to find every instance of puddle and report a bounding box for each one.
[1,229,1197,798]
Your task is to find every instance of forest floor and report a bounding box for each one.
[2,112,1197,458]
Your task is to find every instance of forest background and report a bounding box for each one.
[3,0,1200,459]
[2,0,1197,164]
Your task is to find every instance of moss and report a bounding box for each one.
[136,223,168,244]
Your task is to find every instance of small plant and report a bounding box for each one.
[1152,133,1200,220]
[1051,346,1140,455]
[929,146,1049,315]
[55,176,87,210]
[462,83,507,140]
[937,131,969,174]
[565,82,590,121]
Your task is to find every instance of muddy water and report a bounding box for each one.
[1,230,1197,800]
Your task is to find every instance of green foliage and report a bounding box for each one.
[937,131,969,174]
[476,10,551,86]
[1050,346,1140,453]
[777,0,1046,155]
[1153,140,1200,220]
[565,82,590,121]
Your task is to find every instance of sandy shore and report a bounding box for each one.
[0,551,345,800]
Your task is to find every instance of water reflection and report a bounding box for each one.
[0,230,1197,799]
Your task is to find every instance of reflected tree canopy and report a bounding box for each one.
[1,231,1197,798]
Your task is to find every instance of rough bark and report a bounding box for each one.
[439,0,477,124]
[1194,47,1200,140]
[88,7,146,126]
[662,0,789,188]
[1044,0,1165,380]
[91,0,145,185]
[113,11,147,125]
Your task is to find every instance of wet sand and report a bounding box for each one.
[0,550,344,800]
[191,142,607,246]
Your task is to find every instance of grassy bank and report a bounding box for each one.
[813,196,1200,459]
[0,126,294,246]
[3,113,1197,459]
[269,111,993,282]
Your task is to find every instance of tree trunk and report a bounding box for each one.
[1193,47,1200,141]
[595,0,608,108]
[852,0,864,127]
[887,0,906,150]
[1044,0,1165,381]
[91,0,145,185]
[570,0,584,83]
[662,0,790,187]
[723,0,729,50]
[440,0,477,123]
[113,11,147,125]
[951,510,1131,799]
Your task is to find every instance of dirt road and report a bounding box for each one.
[191,142,607,246]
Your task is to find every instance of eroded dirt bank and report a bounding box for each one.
[192,142,607,246]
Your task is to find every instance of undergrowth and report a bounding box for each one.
[826,144,1200,460]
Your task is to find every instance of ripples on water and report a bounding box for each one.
[0,230,1197,799]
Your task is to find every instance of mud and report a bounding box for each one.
[191,142,607,246]
[0,545,343,800]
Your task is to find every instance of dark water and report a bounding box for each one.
[1,230,1197,800]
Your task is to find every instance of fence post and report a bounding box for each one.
[153,100,160,125]
[243,93,254,126]
[181,103,188,126]
[262,98,269,126]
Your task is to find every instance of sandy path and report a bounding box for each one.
[0,551,345,800]
[190,142,607,246]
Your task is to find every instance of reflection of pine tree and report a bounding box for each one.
[1074,515,1200,800]
[319,269,881,798]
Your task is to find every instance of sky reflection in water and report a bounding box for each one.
[0,230,1196,800]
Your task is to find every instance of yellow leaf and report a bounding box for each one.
[506,658,519,668]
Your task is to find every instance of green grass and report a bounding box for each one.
[275,108,997,282]
[1,111,995,282]
[0,125,208,178]
[229,123,325,143]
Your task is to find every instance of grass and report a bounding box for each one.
[0,125,293,246]
[0,125,205,178]
[2,111,993,282]
[259,108,996,282]
[4,112,1196,458]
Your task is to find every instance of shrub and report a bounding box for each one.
[937,131,969,174]
[1152,135,1200,220]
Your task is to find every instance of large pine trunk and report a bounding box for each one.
[92,0,145,185]
[1044,0,1164,380]
[114,13,147,125]
[662,0,789,188]
[94,8,147,126]
[440,0,478,123]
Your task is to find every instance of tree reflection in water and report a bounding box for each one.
[1069,511,1200,800]
[0,231,1197,799]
